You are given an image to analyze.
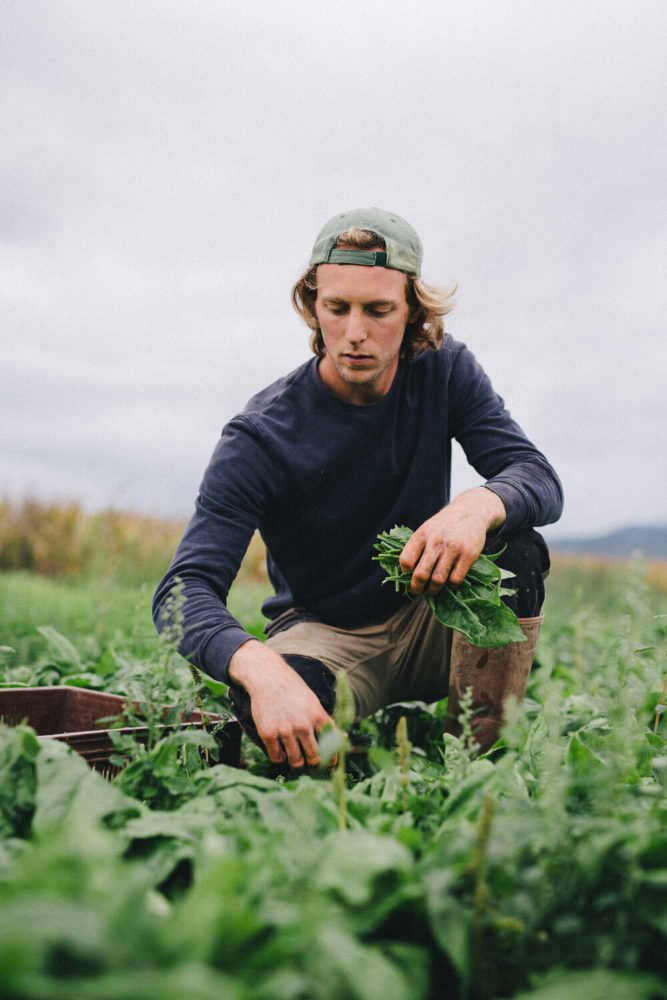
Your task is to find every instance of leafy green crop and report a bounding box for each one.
[374,524,526,646]
[1,556,666,999]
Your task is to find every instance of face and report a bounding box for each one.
[314,263,411,404]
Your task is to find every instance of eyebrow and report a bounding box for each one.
[322,296,398,307]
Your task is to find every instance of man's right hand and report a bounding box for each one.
[227,639,334,768]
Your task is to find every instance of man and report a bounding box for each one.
[153,208,563,768]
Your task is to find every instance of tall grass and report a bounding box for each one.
[0,497,186,584]
[0,496,268,588]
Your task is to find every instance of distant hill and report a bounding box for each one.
[548,525,667,561]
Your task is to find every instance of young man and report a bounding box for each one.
[153,208,563,768]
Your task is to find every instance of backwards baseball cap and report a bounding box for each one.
[309,207,422,276]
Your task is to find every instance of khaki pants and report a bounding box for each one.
[267,598,452,719]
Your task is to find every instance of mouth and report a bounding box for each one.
[342,353,373,366]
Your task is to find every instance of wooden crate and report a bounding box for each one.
[0,685,242,777]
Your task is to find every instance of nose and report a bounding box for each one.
[344,309,367,345]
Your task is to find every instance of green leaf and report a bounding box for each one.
[0,724,40,838]
[423,867,471,977]
[511,968,667,999]
[35,625,84,671]
[318,726,346,766]
[567,732,607,779]
[33,739,140,835]
[314,829,414,907]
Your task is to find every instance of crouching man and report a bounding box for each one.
[153,207,562,764]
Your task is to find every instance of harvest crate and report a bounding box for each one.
[0,685,242,777]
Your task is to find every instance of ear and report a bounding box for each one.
[404,275,419,324]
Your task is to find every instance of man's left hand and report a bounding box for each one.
[399,487,506,596]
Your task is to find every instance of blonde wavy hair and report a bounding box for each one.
[291,227,457,360]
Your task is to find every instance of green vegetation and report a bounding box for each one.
[0,502,666,999]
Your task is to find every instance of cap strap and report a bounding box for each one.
[326,249,389,267]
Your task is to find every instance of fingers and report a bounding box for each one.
[400,529,480,596]
[398,530,424,576]
[421,549,456,596]
[262,715,332,769]
[400,531,454,596]
[447,550,478,587]
[282,731,321,769]
[238,654,337,770]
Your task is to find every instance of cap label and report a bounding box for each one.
[327,249,389,267]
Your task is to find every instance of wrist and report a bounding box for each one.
[450,486,506,532]
[227,639,286,694]
[477,486,507,530]
[227,638,262,688]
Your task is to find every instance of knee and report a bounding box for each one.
[280,654,337,715]
[484,527,551,618]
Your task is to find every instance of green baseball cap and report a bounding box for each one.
[309,207,422,276]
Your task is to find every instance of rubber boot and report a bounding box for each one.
[444,615,543,754]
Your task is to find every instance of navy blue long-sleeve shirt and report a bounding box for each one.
[152,337,563,683]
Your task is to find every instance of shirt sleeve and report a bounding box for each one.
[151,416,278,685]
[447,344,564,533]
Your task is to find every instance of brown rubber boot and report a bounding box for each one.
[444,615,544,754]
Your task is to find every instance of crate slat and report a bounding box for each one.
[0,686,242,774]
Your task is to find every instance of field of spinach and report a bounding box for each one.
[0,505,666,1000]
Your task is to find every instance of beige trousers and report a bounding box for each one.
[266,598,453,719]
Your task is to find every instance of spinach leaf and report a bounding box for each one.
[0,724,40,839]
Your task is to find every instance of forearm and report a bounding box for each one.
[152,485,262,684]
[483,461,563,532]
[151,510,255,684]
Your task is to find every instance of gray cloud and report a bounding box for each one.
[2,0,666,538]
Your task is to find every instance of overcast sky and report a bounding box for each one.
[2,0,666,542]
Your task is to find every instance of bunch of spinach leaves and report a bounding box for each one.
[374,524,526,646]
